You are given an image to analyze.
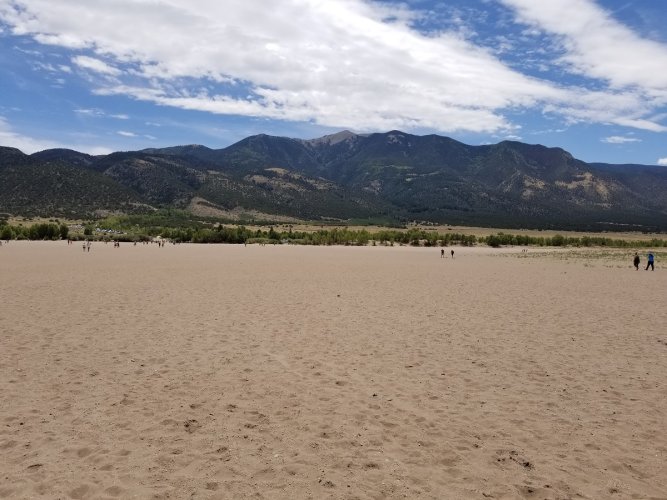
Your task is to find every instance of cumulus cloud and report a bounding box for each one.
[658,158,667,166]
[601,136,642,144]
[0,0,666,134]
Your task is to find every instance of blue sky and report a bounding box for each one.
[1,0,666,166]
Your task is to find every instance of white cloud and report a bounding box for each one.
[75,108,128,120]
[0,116,111,154]
[531,128,567,135]
[74,108,103,117]
[499,0,667,95]
[601,135,642,144]
[32,61,59,73]
[0,116,61,153]
[658,158,667,166]
[1,0,666,134]
[117,130,137,137]
[72,55,121,76]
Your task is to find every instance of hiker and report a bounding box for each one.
[633,253,640,270]
[645,252,655,271]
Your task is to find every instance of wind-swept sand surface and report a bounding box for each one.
[1,242,666,499]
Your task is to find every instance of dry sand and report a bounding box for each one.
[1,241,666,499]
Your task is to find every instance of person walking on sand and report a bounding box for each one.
[441,249,445,258]
[451,249,455,259]
[645,252,655,271]
[633,252,640,270]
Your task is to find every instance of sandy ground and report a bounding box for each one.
[1,241,666,500]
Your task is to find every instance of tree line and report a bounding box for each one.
[0,221,68,241]
[1,218,666,248]
[484,232,667,248]
[162,225,666,248]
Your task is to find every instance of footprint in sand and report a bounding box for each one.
[184,419,201,433]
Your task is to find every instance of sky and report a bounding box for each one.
[1,0,666,166]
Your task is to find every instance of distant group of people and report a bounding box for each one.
[440,249,454,258]
[73,238,171,250]
[633,252,655,271]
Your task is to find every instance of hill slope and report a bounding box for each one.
[1,132,667,230]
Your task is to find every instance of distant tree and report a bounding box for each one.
[487,235,502,248]
[550,234,565,246]
[267,226,279,241]
[0,225,13,240]
[59,224,69,240]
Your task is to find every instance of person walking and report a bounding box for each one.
[633,252,640,270]
[645,252,655,271]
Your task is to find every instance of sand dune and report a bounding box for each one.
[1,241,666,499]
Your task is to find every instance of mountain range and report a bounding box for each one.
[2,130,667,231]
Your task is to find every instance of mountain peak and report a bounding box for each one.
[139,144,213,155]
[304,130,358,147]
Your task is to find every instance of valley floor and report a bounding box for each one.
[1,242,666,499]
